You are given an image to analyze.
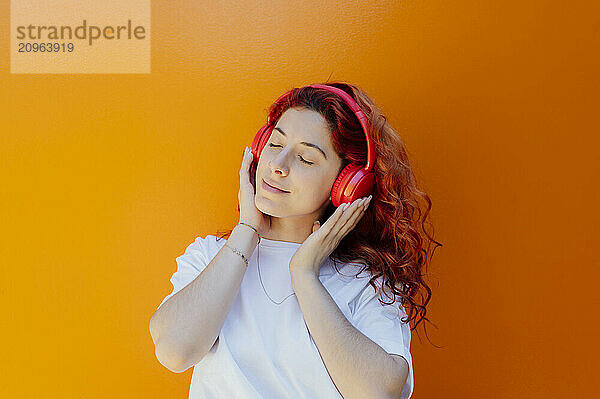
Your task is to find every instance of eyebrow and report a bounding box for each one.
[272,127,328,160]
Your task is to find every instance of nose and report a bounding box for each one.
[269,151,289,176]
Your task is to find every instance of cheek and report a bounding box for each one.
[255,157,271,180]
[293,172,334,201]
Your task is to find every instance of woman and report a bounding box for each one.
[150,82,440,398]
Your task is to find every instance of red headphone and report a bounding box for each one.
[250,84,376,207]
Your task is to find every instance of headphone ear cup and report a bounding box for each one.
[331,164,358,207]
[250,124,273,189]
[251,124,273,165]
[331,165,375,207]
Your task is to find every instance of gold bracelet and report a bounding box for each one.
[224,243,249,268]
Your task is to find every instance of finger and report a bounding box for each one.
[342,198,367,226]
[320,199,360,246]
[334,198,368,241]
[319,201,348,234]
[239,147,251,183]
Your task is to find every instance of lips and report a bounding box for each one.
[262,179,290,193]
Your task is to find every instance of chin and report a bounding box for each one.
[256,197,290,218]
[255,195,276,213]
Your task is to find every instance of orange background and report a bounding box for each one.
[1,1,598,398]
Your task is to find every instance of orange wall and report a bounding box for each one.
[1,1,598,398]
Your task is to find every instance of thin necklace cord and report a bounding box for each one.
[256,243,296,305]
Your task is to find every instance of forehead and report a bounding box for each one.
[274,108,333,147]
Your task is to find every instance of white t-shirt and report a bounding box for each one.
[157,235,414,398]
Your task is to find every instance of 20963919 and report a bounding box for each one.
[17,42,74,52]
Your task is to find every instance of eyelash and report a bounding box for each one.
[268,143,314,165]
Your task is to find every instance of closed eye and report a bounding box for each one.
[268,143,314,165]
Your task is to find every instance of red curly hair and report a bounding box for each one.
[215,81,442,336]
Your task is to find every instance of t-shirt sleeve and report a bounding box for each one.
[156,235,217,311]
[348,280,414,399]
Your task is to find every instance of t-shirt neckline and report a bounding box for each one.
[259,237,303,248]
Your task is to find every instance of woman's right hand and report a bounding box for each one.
[238,146,271,237]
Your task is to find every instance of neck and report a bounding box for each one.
[261,214,320,244]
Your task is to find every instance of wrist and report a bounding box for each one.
[236,221,261,243]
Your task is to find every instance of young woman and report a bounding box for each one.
[150,82,440,399]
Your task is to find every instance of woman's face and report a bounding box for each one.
[255,107,343,219]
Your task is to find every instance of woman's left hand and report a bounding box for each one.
[289,195,373,278]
